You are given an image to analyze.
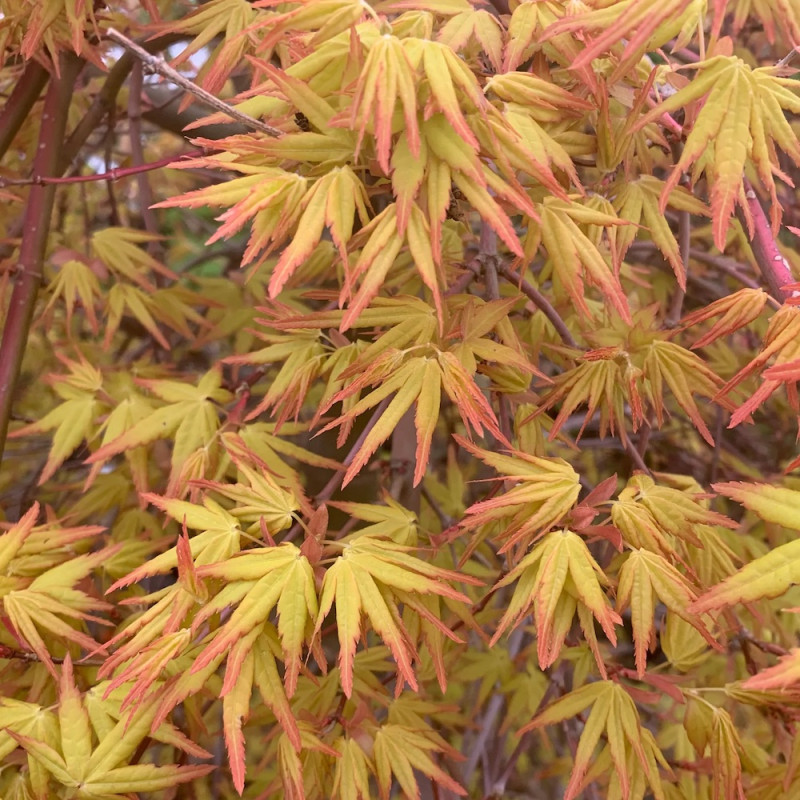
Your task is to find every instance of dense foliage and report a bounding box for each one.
[3,0,800,798]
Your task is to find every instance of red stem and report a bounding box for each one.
[0,149,203,187]
[0,56,81,466]
[738,178,795,302]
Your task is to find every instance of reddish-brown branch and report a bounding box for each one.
[0,56,81,466]
[0,149,202,188]
[737,178,796,302]
[0,60,50,161]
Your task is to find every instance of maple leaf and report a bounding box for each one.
[716,305,800,429]
[617,549,718,678]
[155,0,257,95]
[8,354,101,485]
[315,537,477,697]
[9,655,212,798]
[542,0,699,84]
[638,56,800,249]
[318,349,508,487]
[491,529,621,674]
[373,723,466,799]
[438,8,504,72]
[0,505,114,673]
[44,257,102,334]
[742,648,800,691]
[456,437,581,552]
[192,542,317,697]
[520,680,669,800]
[690,482,800,612]
[680,288,770,350]
[612,474,736,557]
[85,367,232,480]
[614,176,710,288]
[535,198,632,323]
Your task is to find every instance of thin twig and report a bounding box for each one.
[106,28,283,138]
[0,150,203,188]
[498,264,579,349]
[284,397,393,541]
[665,208,691,327]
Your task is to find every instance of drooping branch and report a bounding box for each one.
[0,60,50,162]
[0,56,82,466]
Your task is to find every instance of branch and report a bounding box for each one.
[737,178,796,302]
[106,28,283,138]
[284,396,393,541]
[0,60,50,162]
[0,56,82,466]
[497,264,579,349]
[0,149,202,187]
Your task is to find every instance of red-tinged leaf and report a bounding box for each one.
[690,536,800,613]
[491,530,619,674]
[0,503,39,572]
[437,351,509,446]
[743,649,800,690]
[439,9,504,72]
[374,724,466,800]
[617,549,718,678]
[349,34,419,174]
[406,205,444,324]
[452,171,523,257]
[316,556,361,698]
[224,641,255,795]
[713,481,800,529]
[681,288,769,349]
[543,0,695,84]
[341,368,424,487]
[413,359,442,486]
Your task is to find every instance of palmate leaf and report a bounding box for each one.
[617,549,718,678]
[438,7,504,72]
[716,305,800,429]
[192,542,317,697]
[456,437,581,552]
[156,0,257,95]
[0,507,114,672]
[520,680,669,800]
[9,354,103,485]
[9,656,212,798]
[541,0,700,84]
[536,198,632,323]
[637,56,800,249]
[612,474,736,557]
[319,349,508,487]
[614,176,710,288]
[85,367,232,482]
[373,723,466,799]
[315,537,478,697]
[491,529,621,675]
[680,288,769,350]
[691,483,800,613]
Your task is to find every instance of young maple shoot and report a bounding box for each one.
[2,1,800,799]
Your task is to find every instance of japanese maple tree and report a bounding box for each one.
[2,0,800,798]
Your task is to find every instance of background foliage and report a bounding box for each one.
[2,0,800,798]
